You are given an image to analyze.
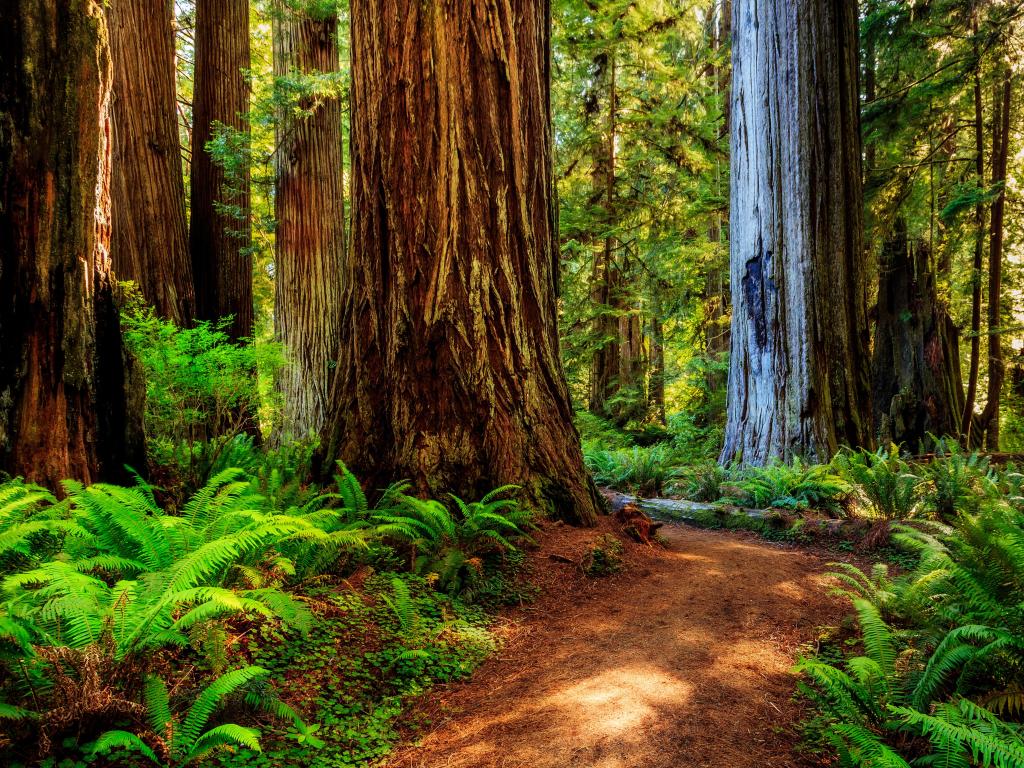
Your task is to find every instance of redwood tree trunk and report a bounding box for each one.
[872,225,966,448]
[107,0,194,324]
[191,0,253,341]
[589,253,621,417]
[648,311,667,425]
[273,4,346,439]
[979,73,1012,450]
[721,0,871,464]
[617,301,647,425]
[0,0,143,486]
[322,0,600,525]
[960,30,985,443]
[589,53,620,419]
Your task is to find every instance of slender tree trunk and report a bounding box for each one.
[961,32,985,444]
[589,251,620,416]
[589,53,620,419]
[107,0,194,324]
[648,310,666,425]
[321,0,600,525]
[979,73,1012,450]
[699,0,730,418]
[872,223,966,448]
[0,0,143,486]
[721,0,871,464]
[191,0,253,342]
[617,300,647,425]
[273,4,346,440]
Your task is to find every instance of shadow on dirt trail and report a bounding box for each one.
[387,523,846,768]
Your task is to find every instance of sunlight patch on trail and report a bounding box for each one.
[545,665,690,737]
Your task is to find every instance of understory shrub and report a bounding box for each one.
[727,458,850,512]
[584,444,683,496]
[795,500,1024,767]
[0,461,527,766]
[833,445,922,520]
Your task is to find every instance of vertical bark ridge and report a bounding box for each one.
[323,0,600,524]
[108,0,194,324]
[721,0,871,464]
[273,5,346,439]
[191,0,253,342]
[0,0,143,486]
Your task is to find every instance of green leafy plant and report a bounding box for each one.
[583,534,624,576]
[729,458,850,512]
[679,462,727,502]
[120,295,285,488]
[90,665,312,766]
[373,487,533,594]
[584,445,683,496]
[797,500,1024,767]
[833,445,922,520]
[921,437,997,520]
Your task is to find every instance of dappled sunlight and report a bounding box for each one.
[545,665,691,738]
[390,524,845,768]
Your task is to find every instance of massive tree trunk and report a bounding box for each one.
[107,0,194,324]
[0,0,143,486]
[721,0,871,464]
[979,72,1012,450]
[191,0,253,342]
[273,3,346,440]
[872,224,966,448]
[322,0,601,525]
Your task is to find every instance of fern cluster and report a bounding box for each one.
[796,500,1024,767]
[374,485,535,595]
[728,457,851,511]
[0,461,531,765]
[0,469,363,764]
[584,444,684,496]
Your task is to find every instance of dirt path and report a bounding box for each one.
[387,521,846,768]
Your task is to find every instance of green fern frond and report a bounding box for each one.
[90,730,161,765]
[177,666,269,754]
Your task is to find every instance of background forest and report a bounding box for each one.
[168,0,1024,455]
[2,0,1024,767]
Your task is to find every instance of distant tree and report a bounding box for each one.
[321,0,601,524]
[0,0,143,486]
[108,0,195,324]
[191,0,254,342]
[721,0,871,464]
[872,224,966,447]
[272,0,346,439]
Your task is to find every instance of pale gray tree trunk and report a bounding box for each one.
[720,0,871,464]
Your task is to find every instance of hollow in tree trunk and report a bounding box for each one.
[321,0,601,525]
[721,0,872,464]
[0,0,143,486]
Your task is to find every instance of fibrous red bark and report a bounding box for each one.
[321,0,600,525]
[0,0,143,486]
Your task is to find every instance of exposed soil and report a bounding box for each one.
[387,518,847,768]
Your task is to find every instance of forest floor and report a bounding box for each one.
[386,517,847,768]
